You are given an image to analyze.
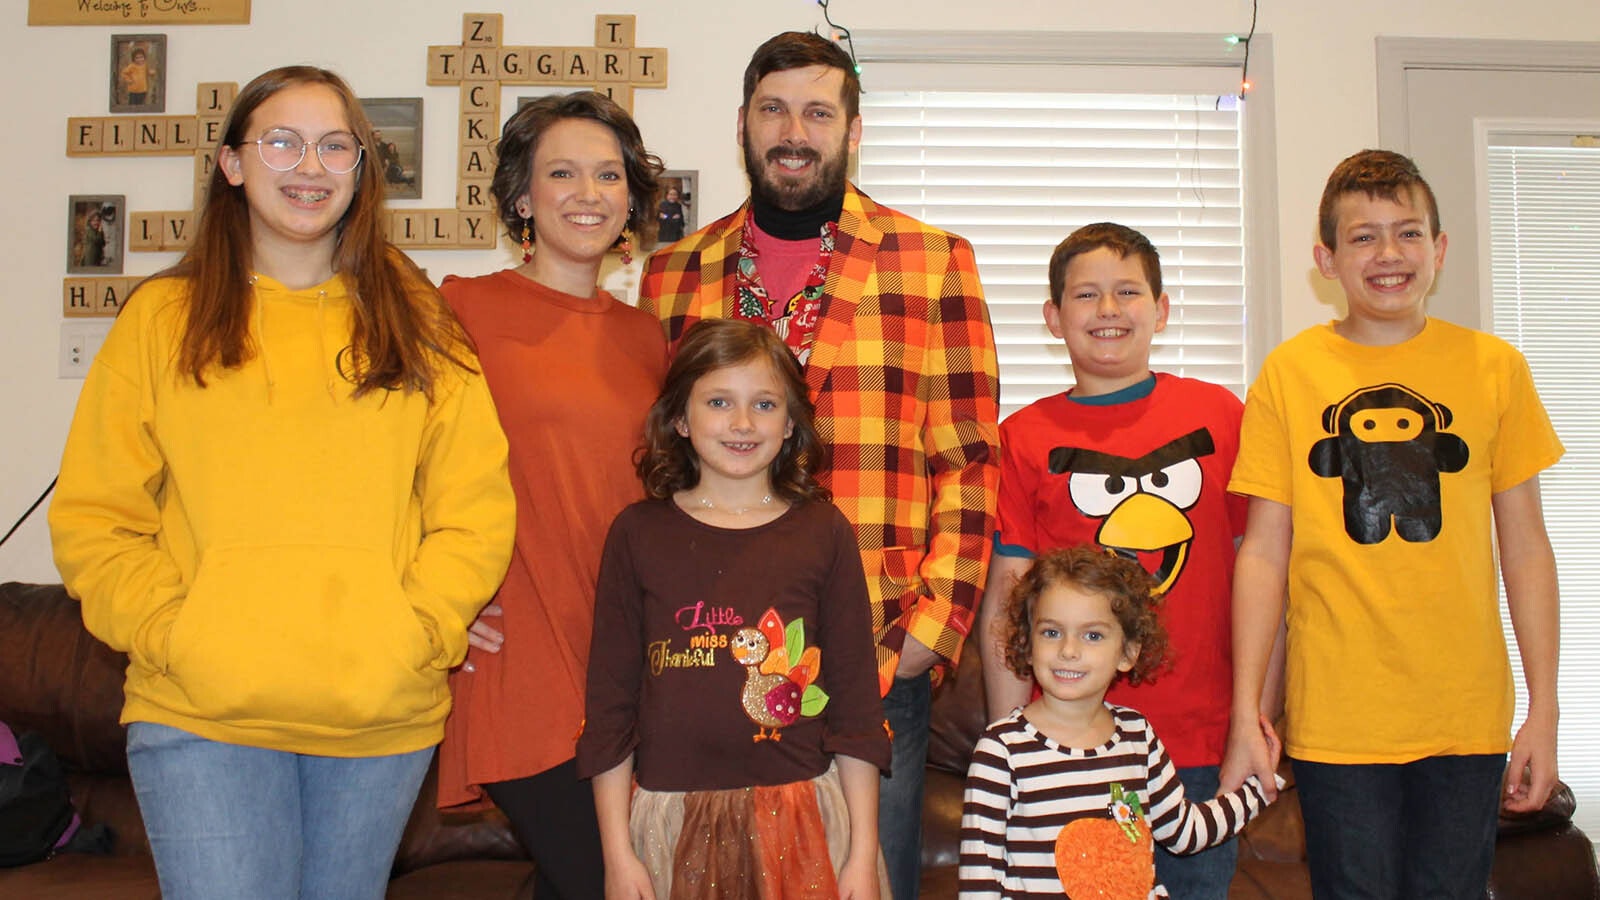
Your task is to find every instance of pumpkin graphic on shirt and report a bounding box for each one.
[728,608,828,741]
[1054,782,1156,900]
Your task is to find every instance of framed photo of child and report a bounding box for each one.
[360,98,424,201]
[110,35,166,114]
[67,195,124,275]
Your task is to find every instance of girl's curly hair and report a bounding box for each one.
[999,546,1169,687]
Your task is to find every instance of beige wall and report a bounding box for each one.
[3,0,1598,580]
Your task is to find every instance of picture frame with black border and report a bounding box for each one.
[110,34,166,114]
[360,97,424,201]
[67,195,125,275]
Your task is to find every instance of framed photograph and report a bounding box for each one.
[654,170,698,249]
[110,34,166,114]
[67,195,124,275]
[361,98,424,200]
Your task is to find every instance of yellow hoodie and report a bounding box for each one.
[49,273,515,757]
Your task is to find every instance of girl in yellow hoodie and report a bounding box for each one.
[48,66,515,900]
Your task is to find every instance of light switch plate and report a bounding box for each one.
[59,321,112,379]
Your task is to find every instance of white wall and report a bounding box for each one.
[4,0,1599,582]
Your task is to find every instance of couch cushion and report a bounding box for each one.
[0,583,129,774]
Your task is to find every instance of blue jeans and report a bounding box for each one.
[1292,754,1506,900]
[127,722,433,900]
[879,672,931,900]
[1154,765,1238,899]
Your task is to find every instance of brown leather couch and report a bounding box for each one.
[5,578,1597,899]
[917,627,1600,899]
[0,581,535,899]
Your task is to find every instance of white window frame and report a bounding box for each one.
[850,30,1281,390]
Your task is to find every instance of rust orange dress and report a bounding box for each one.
[437,270,666,808]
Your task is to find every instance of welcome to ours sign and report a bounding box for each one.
[29,0,249,25]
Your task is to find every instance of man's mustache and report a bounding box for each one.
[766,146,822,165]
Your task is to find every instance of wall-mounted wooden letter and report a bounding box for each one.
[598,50,629,83]
[67,118,103,155]
[595,15,636,48]
[129,212,163,251]
[461,82,498,115]
[196,82,237,115]
[464,49,498,81]
[562,48,597,82]
[457,212,497,248]
[199,116,226,147]
[460,113,494,147]
[105,119,136,153]
[62,280,92,315]
[498,47,535,84]
[457,179,492,211]
[426,211,457,245]
[428,46,464,85]
[166,117,199,152]
[463,13,503,47]
[530,48,562,84]
[135,119,168,152]
[631,49,668,86]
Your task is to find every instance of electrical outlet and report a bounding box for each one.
[59,321,113,379]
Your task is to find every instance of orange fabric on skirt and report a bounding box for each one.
[630,763,889,899]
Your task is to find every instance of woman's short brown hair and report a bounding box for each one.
[490,91,663,247]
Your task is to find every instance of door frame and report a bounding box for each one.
[1377,37,1600,153]
[1471,117,1600,329]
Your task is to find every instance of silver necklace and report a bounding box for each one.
[695,494,774,515]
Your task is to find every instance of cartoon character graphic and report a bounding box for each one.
[1053,783,1154,900]
[728,608,828,741]
[1309,383,1468,544]
[1048,429,1215,595]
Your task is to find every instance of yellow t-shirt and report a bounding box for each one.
[1230,319,1562,764]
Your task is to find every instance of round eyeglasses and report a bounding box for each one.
[244,128,364,174]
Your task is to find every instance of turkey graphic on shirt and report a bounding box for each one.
[1048,429,1216,595]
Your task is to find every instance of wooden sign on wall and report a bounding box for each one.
[29,0,250,26]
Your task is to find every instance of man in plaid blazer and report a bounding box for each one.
[638,31,1000,900]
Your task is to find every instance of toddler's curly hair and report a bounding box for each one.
[999,546,1169,686]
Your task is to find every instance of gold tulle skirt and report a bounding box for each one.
[630,763,891,899]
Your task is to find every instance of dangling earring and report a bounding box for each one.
[618,231,633,266]
[520,218,533,264]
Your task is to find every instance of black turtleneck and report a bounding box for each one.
[749,191,845,241]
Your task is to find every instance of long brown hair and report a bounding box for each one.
[163,65,471,397]
[637,319,829,504]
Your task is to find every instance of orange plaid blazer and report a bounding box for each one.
[640,185,1001,695]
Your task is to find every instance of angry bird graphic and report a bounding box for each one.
[1309,383,1468,544]
[1048,429,1215,595]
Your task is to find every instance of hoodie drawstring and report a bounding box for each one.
[316,290,338,401]
[250,275,277,405]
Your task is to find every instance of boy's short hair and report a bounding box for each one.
[1318,149,1442,249]
[1047,222,1163,305]
[999,546,1169,686]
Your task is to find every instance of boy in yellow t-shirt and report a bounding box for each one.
[1221,149,1563,900]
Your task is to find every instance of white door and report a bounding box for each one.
[1379,40,1600,326]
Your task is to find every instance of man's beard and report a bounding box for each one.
[743,134,850,211]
